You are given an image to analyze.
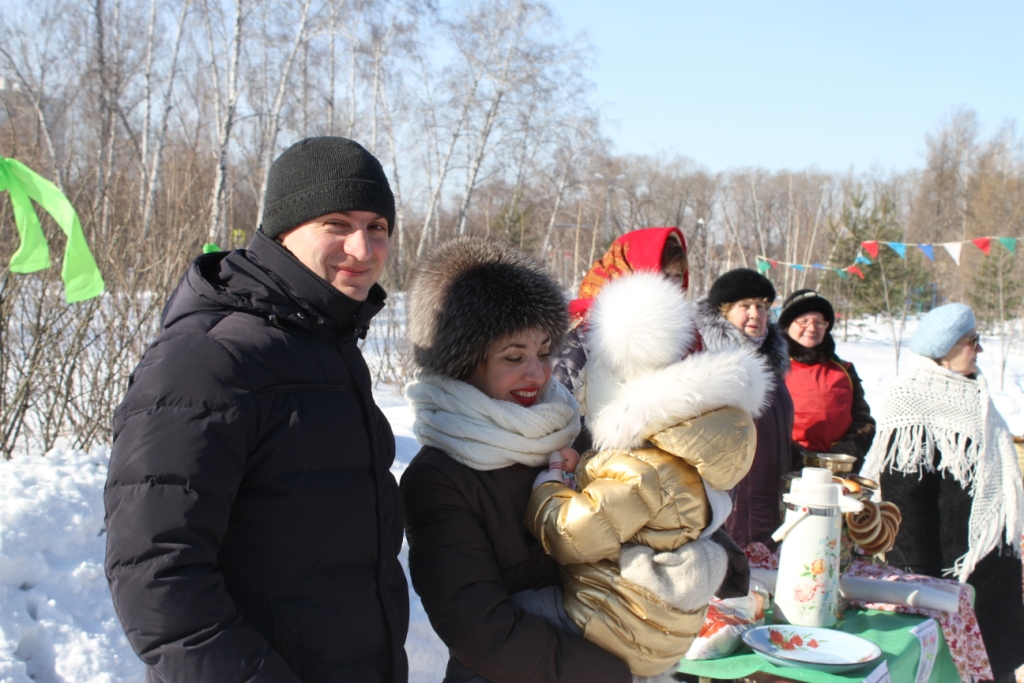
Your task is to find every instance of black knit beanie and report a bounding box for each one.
[707,268,776,309]
[778,289,835,331]
[259,137,396,238]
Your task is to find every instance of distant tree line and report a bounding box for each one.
[1,0,1023,455]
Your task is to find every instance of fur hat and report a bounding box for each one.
[407,237,567,380]
[259,137,395,238]
[707,268,776,309]
[778,289,835,331]
[910,303,976,359]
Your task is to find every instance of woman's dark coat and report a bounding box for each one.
[882,446,1024,677]
[695,299,795,551]
[400,446,632,683]
[105,232,408,683]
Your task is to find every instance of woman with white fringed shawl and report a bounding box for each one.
[860,303,1024,683]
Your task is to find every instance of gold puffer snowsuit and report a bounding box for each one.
[525,406,756,676]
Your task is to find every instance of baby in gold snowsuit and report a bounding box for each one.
[527,272,769,676]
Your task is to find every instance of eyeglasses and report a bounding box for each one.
[793,318,828,329]
[965,334,981,350]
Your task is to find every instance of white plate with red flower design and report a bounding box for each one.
[741,625,883,673]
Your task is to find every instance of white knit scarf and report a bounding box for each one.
[405,373,581,471]
[861,352,1023,582]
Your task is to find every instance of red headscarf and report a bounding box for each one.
[568,227,688,322]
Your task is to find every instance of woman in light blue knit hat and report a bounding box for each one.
[908,302,982,374]
[861,303,1024,682]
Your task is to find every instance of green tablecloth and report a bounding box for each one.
[676,608,959,682]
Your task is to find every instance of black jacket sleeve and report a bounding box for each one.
[104,331,301,683]
[401,458,631,683]
[710,528,751,599]
[829,362,876,466]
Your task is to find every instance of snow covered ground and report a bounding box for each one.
[1,320,1022,682]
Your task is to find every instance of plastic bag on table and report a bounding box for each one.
[684,590,765,660]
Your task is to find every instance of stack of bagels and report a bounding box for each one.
[845,500,902,556]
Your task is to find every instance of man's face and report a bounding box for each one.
[278,211,390,301]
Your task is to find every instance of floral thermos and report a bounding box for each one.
[773,468,843,628]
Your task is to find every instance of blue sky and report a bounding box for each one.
[550,1,1023,173]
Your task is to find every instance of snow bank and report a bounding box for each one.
[0,446,140,683]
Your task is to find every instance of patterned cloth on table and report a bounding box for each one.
[743,543,991,683]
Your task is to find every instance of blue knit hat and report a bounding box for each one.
[910,303,976,359]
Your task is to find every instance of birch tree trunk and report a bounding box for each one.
[140,0,192,239]
[205,0,247,247]
[253,0,313,228]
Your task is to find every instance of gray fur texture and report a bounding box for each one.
[406,236,567,380]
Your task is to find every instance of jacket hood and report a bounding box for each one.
[582,273,771,451]
[161,230,385,337]
[694,297,789,377]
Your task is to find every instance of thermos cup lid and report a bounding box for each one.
[786,467,839,508]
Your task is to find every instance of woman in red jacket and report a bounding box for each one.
[779,289,875,470]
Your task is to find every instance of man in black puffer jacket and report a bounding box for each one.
[104,137,408,683]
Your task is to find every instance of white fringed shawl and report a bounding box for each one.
[405,373,581,471]
[860,352,1023,582]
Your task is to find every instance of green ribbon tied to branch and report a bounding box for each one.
[0,156,105,302]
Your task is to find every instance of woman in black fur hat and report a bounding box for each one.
[399,237,632,683]
[778,289,875,471]
[694,268,795,551]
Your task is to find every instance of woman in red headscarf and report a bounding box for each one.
[554,227,692,412]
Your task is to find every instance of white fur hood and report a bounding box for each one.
[581,273,772,451]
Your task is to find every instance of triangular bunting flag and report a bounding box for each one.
[972,237,991,255]
[792,264,804,271]
[997,237,1016,255]
[756,258,772,274]
[854,254,872,265]
[862,241,880,259]
[835,269,849,280]
[812,263,824,269]
[847,266,865,280]
[942,242,962,265]
[886,242,907,259]
[917,244,934,261]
